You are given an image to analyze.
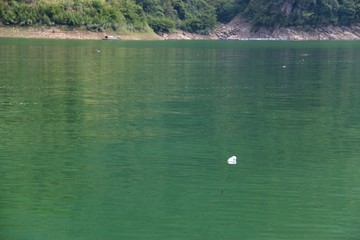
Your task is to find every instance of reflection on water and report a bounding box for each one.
[1,39,360,240]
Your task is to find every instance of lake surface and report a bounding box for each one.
[1,39,360,240]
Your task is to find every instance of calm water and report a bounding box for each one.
[1,39,360,240]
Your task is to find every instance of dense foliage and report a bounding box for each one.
[1,0,360,34]
[243,0,360,29]
[0,0,148,32]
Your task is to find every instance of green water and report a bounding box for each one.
[1,39,360,240]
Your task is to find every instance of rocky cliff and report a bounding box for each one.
[164,15,360,40]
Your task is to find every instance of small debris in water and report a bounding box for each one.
[227,156,237,165]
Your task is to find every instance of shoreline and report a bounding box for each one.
[1,21,360,41]
[0,26,163,40]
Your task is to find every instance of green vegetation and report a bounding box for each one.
[242,0,360,29]
[1,0,360,34]
[0,0,147,32]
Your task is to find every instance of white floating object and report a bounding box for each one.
[227,156,237,165]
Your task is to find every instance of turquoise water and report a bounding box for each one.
[1,39,360,240]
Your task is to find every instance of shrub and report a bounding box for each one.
[147,16,175,33]
[215,0,241,23]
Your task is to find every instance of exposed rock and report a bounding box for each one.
[164,14,360,40]
[2,18,360,41]
[212,15,360,40]
[160,30,216,40]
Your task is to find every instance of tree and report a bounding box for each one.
[338,0,356,24]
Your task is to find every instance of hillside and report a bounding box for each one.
[211,14,360,40]
[1,0,360,40]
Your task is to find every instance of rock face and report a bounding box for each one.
[164,15,360,40]
[161,31,217,40]
[213,15,360,40]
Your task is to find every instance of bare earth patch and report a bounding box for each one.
[0,26,162,40]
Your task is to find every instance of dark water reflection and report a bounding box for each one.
[1,39,360,240]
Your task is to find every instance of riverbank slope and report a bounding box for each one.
[210,15,360,40]
[1,16,360,40]
[164,15,360,40]
[0,26,162,40]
